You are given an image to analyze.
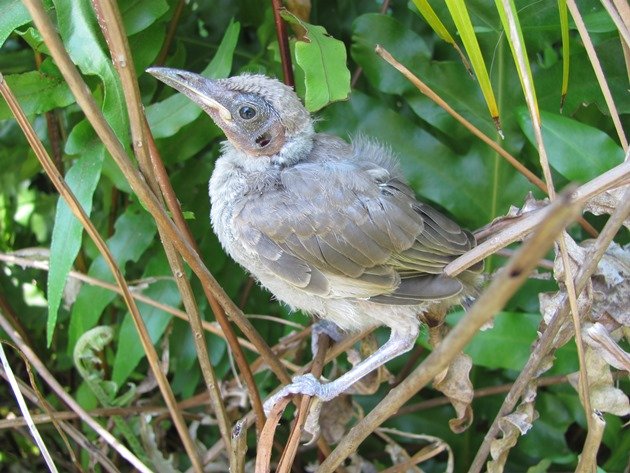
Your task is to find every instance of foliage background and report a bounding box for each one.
[0,0,628,471]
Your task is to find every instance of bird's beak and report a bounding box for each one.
[146,67,233,122]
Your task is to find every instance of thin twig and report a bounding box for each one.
[276,334,331,473]
[271,0,294,86]
[143,115,267,431]
[155,0,186,65]
[499,0,592,430]
[0,368,119,472]
[318,190,581,472]
[374,45,599,237]
[396,374,569,415]
[91,0,241,444]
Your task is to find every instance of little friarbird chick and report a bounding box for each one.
[147,67,482,414]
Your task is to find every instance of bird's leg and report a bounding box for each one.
[310,319,344,357]
[263,323,419,415]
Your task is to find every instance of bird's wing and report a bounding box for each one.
[232,160,475,302]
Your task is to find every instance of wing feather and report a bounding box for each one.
[232,139,478,303]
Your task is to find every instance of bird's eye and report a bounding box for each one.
[239,106,257,120]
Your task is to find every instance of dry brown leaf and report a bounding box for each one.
[584,185,630,229]
[487,385,539,473]
[583,323,630,372]
[568,345,630,416]
[286,0,311,21]
[582,241,630,326]
[432,353,474,433]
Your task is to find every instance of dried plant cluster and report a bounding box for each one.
[0,1,628,472]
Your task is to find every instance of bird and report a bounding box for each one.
[147,67,483,414]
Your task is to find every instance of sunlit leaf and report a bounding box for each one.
[495,0,539,121]
[281,10,351,112]
[410,0,471,74]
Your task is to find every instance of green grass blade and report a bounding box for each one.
[444,0,501,127]
[410,0,472,74]
[558,0,570,111]
[495,0,539,123]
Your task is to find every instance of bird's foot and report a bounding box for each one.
[263,374,333,416]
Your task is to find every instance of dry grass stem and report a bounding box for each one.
[575,411,606,473]
[501,0,592,429]
[91,0,245,442]
[0,368,119,472]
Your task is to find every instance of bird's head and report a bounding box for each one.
[147,67,313,159]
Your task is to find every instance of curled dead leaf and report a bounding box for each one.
[584,185,630,229]
[583,323,630,372]
[568,345,630,416]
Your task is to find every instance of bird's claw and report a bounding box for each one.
[263,374,330,416]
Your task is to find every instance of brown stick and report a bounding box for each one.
[271,0,295,87]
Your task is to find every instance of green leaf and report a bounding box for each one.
[444,0,499,120]
[352,13,430,95]
[495,0,539,119]
[54,0,131,187]
[281,10,351,112]
[0,71,75,120]
[0,0,39,47]
[351,13,499,138]
[537,38,629,115]
[517,108,624,182]
[47,150,103,345]
[127,23,165,74]
[120,0,169,36]
[448,311,539,370]
[112,253,180,386]
[146,19,240,138]
[68,205,157,350]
